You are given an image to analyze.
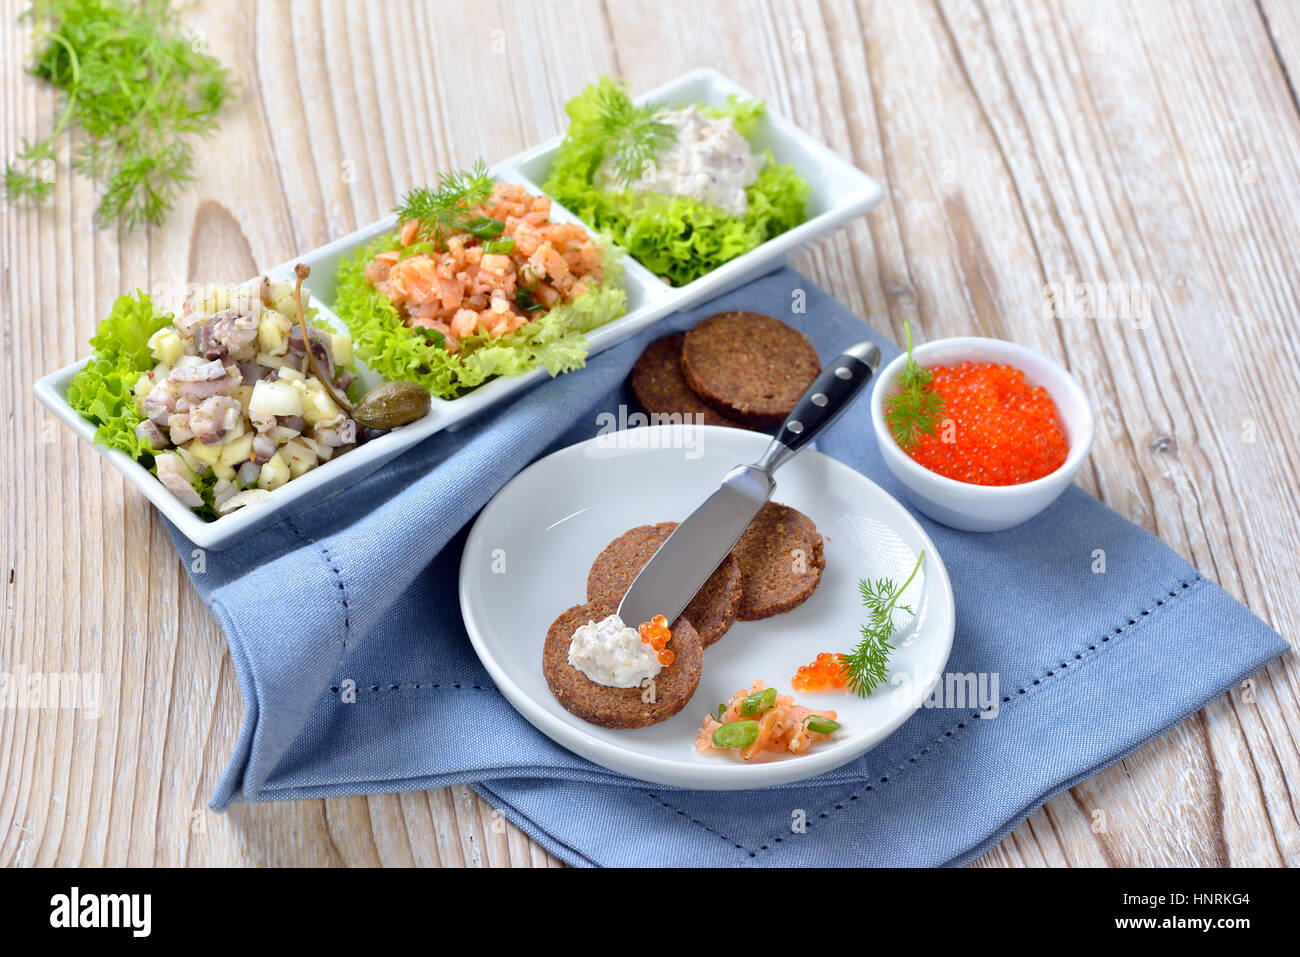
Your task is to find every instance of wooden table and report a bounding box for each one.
[2,0,1296,867]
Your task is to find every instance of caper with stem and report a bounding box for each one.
[353,380,432,430]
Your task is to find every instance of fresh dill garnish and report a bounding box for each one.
[838,550,925,697]
[592,82,674,185]
[884,322,945,451]
[394,160,496,249]
[5,0,233,228]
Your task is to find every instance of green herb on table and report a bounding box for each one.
[5,0,233,228]
[883,323,945,451]
[591,81,675,185]
[839,550,926,696]
[394,160,496,249]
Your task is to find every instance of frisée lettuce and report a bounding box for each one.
[332,237,627,399]
[66,291,174,462]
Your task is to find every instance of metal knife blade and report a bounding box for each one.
[615,340,881,630]
[617,463,774,629]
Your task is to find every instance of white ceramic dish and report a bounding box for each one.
[34,68,883,550]
[459,425,955,790]
[510,67,885,315]
[870,337,1095,532]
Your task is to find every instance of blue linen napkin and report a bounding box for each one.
[168,266,1288,866]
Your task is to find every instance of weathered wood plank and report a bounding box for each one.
[0,0,1294,868]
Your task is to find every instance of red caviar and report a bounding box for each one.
[907,362,1068,485]
[792,652,850,693]
[639,615,673,666]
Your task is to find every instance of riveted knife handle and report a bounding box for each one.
[772,342,882,455]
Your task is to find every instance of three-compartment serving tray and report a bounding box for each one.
[33,68,884,549]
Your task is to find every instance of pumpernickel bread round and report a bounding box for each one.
[628,334,748,430]
[542,600,703,729]
[586,522,742,647]
[730,502,825,620]
[680,312,821,426]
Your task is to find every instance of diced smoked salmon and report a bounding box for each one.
[695,680,839,762]
[365,180,604,351]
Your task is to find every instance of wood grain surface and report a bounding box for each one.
[2,0,1296,867]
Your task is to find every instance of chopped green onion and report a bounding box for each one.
[482,237,515,255]
[398,241,436,260]
[711,720,759,750]
[462,216,505,240]
[514,288,544,313]
[717,703,726,720]
[804,716,841,735]
[740,687,778,717]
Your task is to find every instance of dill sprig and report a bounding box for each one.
[5,0,233,228]
[394,160,496,249]
[839,550,925,697]
[593,82,674,185]
[884,322,945,451]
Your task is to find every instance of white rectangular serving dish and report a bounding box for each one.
[33,68,883,550]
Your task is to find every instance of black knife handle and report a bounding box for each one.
[773,342,882,453]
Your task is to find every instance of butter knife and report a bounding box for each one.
[617,341,882,628]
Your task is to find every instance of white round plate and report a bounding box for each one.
[458,424,955,789]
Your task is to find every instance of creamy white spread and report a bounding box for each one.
[567,614,663,688]
[598,104,762,218]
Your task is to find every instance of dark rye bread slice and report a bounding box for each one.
[680,311,821,426]
[542,600,703,729]
[628,334,749,430]
[586,522,742,647]
[730,502,826,621]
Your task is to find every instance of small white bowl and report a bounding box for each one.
[870,337,1095,532]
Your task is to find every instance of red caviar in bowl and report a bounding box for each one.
[907,361,1068,485]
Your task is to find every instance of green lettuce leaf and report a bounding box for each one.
[331,239,628,399]
[543,78,811,286]
[66,291,173,463]
[702,94,765,137]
